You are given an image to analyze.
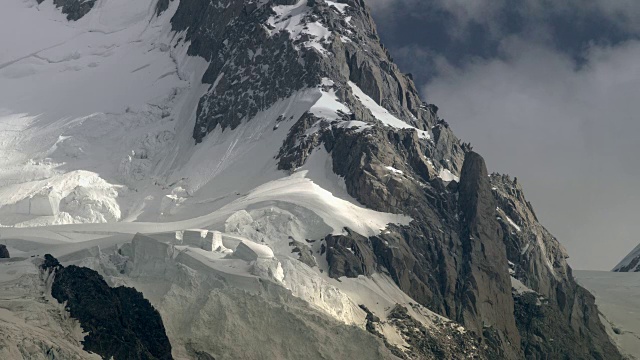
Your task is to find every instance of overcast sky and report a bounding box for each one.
[366,0,640,270]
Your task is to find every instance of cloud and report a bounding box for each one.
[424,38,640,269]
[366,0,640,269]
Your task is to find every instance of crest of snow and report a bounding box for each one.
[335,120,370,132]
[226,171,410,237]
[326,1,349,14]
[510,276,536,295]
[267,0,332,55]
[306,81,369,134]
[310,86,351,120]
[385,166,404,175]
[438,168,459,183]
[348,82,430,139]
[506,216,522,232]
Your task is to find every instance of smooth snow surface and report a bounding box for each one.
[438,168,459,183]
[348,82,430,139]
[575,271,640,359]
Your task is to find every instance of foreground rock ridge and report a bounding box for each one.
[0,0,623,359]
[41,254,173,360]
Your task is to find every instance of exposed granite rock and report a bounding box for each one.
[36,0,97,21]
[325,228,377,278]
[0,245,9,259]
[491,174,623,359]
[163,0,437,143]
[279,119,520,356]
[41,254,173,360]
[289,238,317,268]
[456,153,520,359]
[386,305,491,359]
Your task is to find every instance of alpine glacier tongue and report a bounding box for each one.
[0,0,625,359]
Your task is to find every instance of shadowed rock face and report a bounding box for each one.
[456,153,520,358]
[0,245,9,259]
[162,0,435,143]
[492,175,622,359]
[325,229,376,278]
[35,0,97,21]
[41,254,173,360]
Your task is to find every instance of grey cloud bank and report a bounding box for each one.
[366,0,640,269]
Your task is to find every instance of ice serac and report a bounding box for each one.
[491,174,623,359]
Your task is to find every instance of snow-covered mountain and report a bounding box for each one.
[613,243,640,272]
[0,0,625,359]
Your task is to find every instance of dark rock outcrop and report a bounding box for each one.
[36,0,97,21]
[41,254,173,360]
[164,0,437,143]
[0,244,9,258]
[325,228,377,278]
[456,153,520,358]
[385,305,490,359]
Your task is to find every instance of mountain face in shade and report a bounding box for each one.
[0,1,623,359]
[41,254,173,360]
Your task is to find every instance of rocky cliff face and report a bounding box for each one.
[491,175,621,359]
[35,0,97,21]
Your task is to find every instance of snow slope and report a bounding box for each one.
[575,271,640,359]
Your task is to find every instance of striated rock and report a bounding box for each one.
[165,0,437,143]
[325,228,377,278]
[456,153,521,359]
[289,238,318,268]
[41,254,173,360]
[491,174,623,359]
